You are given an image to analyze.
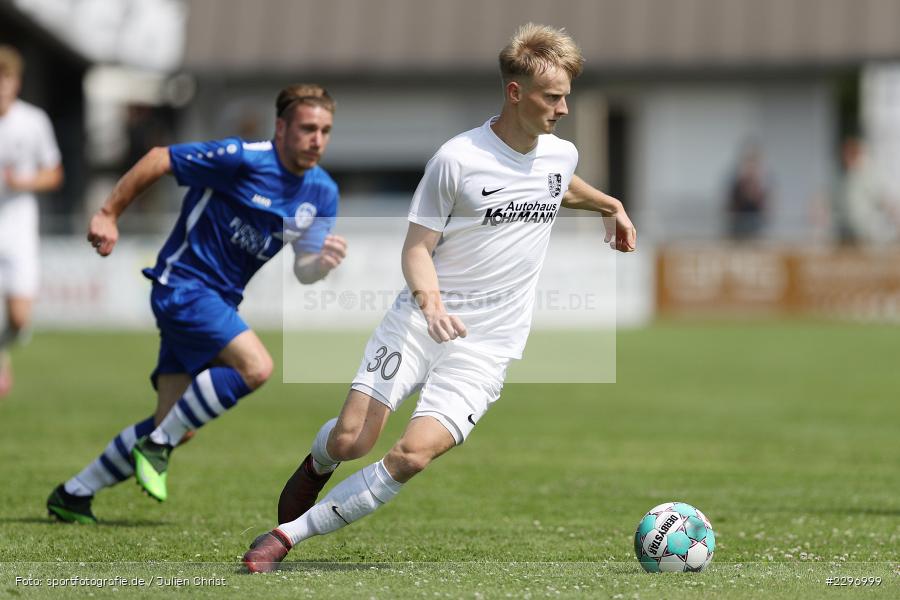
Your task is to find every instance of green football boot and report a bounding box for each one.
[132,436,172,502]
[47,484,98,524]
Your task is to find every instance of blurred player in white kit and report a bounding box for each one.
[0,45,64,397]
[244,23,637,571]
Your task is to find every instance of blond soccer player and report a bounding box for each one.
[243,23,636,572]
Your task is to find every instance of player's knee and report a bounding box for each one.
[386,444,432,479]
[241,354,274,390]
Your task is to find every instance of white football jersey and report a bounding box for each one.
[0,99,61,205]
[405,117,578,358]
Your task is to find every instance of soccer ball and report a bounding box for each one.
[634,501,715,572]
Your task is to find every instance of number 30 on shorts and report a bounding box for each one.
[366,345,402,380]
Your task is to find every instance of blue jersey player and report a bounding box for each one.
[47,84,346,523]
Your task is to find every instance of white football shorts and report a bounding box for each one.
[351,306,511,444]
[0,197,40,297]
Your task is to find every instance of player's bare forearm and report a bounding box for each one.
[4,164,63,193]
[562,175,637,252]
[561,174,621,215]
[88,147,171,256]
[294,253,325,284]
[401,224,444,316]
[101,146,172,218]
[402,222,467,342]
[294,235,347,284]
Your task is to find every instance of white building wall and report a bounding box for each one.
[632,81,834,242]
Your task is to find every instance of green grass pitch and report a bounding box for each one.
[0,322,897,598]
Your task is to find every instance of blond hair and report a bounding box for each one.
[275,83,335,120]
[0,45,24,77]
[499,23,583,84]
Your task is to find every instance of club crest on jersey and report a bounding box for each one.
[294,202,317,229]
[548,173,562,198]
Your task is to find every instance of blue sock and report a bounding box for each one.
[150,367,252,446]
[65,416,155,496]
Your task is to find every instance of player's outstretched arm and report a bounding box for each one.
[87,146,171,256]
[402,222,466,343]
[293,234,347,284]
[561,174,636,252]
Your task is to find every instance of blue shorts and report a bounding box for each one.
[149,281,249,388]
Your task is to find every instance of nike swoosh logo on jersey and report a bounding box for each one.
[481,187,505,196]
[467,414,477,426]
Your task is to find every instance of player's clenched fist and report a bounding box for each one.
[87,209,119,256]
[317,234,347,272]
[425,311,467,344]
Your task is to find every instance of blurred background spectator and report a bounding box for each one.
[834,136,899,245]
[726,142,770,241]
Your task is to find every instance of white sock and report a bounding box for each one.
[311,418,340,475]
[147,369,249,446]
[277,459,402,546]
[64,477,95,497]
[64,416,155,496]
[149,408,189,446]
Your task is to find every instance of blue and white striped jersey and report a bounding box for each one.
[142,137,338,305]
